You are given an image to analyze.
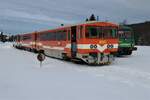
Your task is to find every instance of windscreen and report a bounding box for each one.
[86,26,117,38]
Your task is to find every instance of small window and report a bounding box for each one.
[68,30,71,40]
[63,31,67,41]
[111,29,117,38]
[52,33,56,40]
[80,26,83,39]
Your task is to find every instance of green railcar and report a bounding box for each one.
[117,25,137,55]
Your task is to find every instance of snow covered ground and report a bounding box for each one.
[0,42,150,100]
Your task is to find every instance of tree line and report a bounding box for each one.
[0,32,15,42]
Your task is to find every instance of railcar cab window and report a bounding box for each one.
[86,27,102,38]
[86,26,117,38]
[102,28,117,38]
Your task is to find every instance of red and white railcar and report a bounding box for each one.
[15,21,119,65]
[15,32,37,51]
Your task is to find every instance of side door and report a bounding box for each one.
[71,26,77,58]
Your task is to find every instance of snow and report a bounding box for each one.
[0,42,150,100]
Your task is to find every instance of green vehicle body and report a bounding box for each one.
[118,25,137,55]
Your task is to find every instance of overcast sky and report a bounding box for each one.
[0,0,150,34]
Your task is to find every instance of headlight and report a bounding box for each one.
[90,44,97,49]
[107,44,113,49]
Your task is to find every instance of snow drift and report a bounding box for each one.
[0,42,150,100]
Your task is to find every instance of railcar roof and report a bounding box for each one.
[19,21,118,35]
[58,21,118,28]
[40,21,118,32]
